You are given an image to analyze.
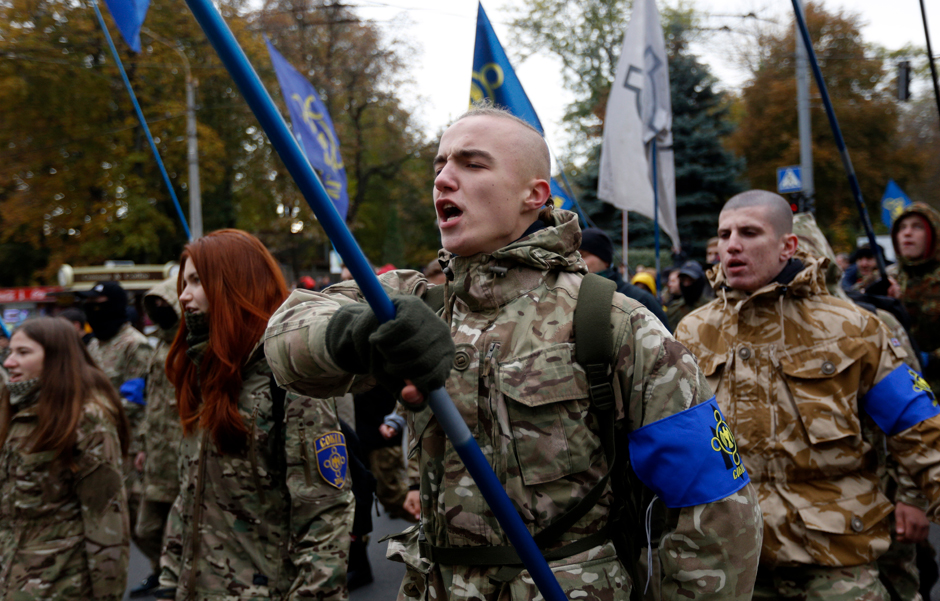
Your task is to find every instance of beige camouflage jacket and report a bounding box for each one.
[264,210,762,601]
[0,394,129,600]
[88,321,153,460]
[675,254,940,567]
[141,278,182,503]
[158,347,354,601]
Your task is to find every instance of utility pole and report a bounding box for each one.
[142,28,203,239]
[795,0,815,211]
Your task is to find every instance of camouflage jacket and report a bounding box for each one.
[141,278,182,503]
[264,210,763,600]
[675,254,940,567]
[158,346,354,601]
[892,202,940,386]
[88,321,153,459]
[0,394,129,601]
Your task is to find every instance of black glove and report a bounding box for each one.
[326,296,455,396]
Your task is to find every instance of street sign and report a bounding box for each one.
[777,166,803,194]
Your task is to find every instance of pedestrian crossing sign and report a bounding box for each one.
[777,166,803,194]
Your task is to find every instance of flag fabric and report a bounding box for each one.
[471,3,574,211]
[881,179,912,228]
[597,0,679,248]
[102,0,150,53]
[266,38,349,221]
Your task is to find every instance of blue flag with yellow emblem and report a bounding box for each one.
[471,3,573,211]
[881,179,912,229]
[266,38,349,221]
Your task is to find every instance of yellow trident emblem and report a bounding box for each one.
[323,447,347,487]
[711,409,745,479]
[909,368,937,407]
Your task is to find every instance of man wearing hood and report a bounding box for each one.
[675,190,940,599]
[264,105,762,600]
[578,227,670,330]
[128,277,182,597]
[665,260,712,329]
[80,280,153,583]
[890,203,940,391]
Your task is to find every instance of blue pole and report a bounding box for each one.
[651,139,661,291]
[790,1,887,282]
[181,2,567,599]
[91,0,192,241]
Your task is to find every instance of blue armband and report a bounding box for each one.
[862,365,939,436]
[120,377,146,406]
[628,398,749,508]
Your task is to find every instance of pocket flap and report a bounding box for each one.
[778,339,868,379]
[797,493,894,535]
[496,343,587,407]
[697,351,728,378]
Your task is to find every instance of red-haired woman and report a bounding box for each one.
[0,317,130,601]
[157,229,353,601]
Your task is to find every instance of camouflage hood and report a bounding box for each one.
[144,276,181,342]
[438,209,587,312]
[706,251,830,308]
[892,202,940,269]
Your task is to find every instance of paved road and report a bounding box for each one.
[123,508,408,601]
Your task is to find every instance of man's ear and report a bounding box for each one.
[522,179,552,212]
[781,233,799,260]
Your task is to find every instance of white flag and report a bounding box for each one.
[598,0,678,248]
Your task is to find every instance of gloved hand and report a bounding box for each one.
[326,296,455,397]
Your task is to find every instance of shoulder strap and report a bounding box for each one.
[268,375,287,477]
[424,284,446,314]
[575,273,617,411]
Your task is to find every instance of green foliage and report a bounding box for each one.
[726,2,928,252]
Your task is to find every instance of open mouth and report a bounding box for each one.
[437,201,463,224]
[726,259,747,271]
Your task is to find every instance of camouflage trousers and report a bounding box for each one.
[135,499,173,572]
[754,564,890,600]
[877,515,922,601]
[370,446,410,517]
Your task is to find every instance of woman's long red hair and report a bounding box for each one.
[0,317,130,465]
[165,229,288,454]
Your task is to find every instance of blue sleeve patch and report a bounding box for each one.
[628,398,749,508]
[862,365,940,436]
[314,431,348,489]
[119,377,146,406]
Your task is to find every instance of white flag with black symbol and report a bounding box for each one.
[598,0,678,248]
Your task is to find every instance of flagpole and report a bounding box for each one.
[622,211,629,272]
[91,0,192,241]
[652,138,661,287]
[181,1,567,598]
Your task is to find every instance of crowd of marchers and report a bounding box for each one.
[2,105,940,601]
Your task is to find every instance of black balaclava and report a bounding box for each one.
[82,281,128,342]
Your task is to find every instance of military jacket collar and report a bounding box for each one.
[439,210,587,313]
[708,252,829,310]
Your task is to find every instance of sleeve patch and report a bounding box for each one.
[314,431,348,489]
[862,365,940,436]
[628,398,749,508]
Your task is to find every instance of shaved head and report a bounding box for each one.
[721,190,793,237]
[455,105,551,182]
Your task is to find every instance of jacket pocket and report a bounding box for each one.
[796,491,894,565]
[496,343,594,486]
[698,351,729,397]
[778,340,868,444]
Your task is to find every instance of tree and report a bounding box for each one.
[513,4,743,261]
[726,2,927,251]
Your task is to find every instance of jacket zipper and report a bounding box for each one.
[186,429,211,599]
[298,423,314,486]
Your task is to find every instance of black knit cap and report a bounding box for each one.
[579,228,614,266]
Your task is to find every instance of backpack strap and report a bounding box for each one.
[268,374,288,478]
[574,273,617,412]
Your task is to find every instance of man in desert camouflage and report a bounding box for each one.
[264,105,763,600]
[675,191,940,600]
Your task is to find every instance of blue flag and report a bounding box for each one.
[102,0,150,53]
[881,179,912,228]
[266,38,349,221]
[471,3,574,211]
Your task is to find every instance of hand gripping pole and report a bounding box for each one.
[181,2,567,599]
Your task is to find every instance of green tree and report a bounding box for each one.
[726,2,927,251]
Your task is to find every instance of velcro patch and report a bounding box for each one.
[314,431,348,489]
[628,398,749,508]
[863,365,940,436]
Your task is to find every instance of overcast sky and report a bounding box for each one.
[351,0,937,148]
